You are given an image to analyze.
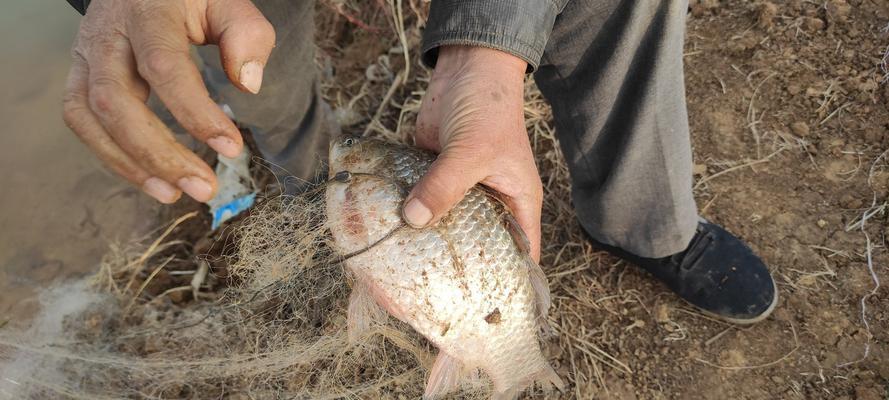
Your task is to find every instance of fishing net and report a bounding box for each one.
[0,184,494,399]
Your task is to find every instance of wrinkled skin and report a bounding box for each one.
[407,46,543,262]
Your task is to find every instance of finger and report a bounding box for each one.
[403,151,486,228]
[205,0,276,94]
[64,54,181,204]
[127,0,243,158]
[85,36,218,202]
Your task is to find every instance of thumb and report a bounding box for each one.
[206,0,276,94]
[403,153,484,228]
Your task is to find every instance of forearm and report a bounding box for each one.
[422,0,568,72]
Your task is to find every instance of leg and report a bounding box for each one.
[198,0,331,185]
[535,0,697,258]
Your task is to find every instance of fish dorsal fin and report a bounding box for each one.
[526,256,554,337]
[423,351,464,400]
[501,213,553,336]
[346,276,388,344]
[478,187,554,336]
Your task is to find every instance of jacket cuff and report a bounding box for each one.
[422,0,562,72]
[66,0,90,15]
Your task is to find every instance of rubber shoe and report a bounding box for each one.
[587,220,778,324]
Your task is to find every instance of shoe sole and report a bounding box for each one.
[686,276,779,325]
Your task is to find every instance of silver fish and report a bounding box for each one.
[325,135,563,399]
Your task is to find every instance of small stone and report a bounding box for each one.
[693,163,708,176]
[168,289,188,304]
[787,84,803,95]
[757,1,779,29]
[771,376,785,384]
[817,219,828,228]
[806,87,823,97]
[840,194,864,209]
[791,121,810,136]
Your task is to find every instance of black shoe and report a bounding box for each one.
[587,220,778,324]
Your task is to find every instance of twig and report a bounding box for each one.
[704,326,735,347]
[746,71,778,158]
[362,69,406,137]
[837,149,887,367]
[553,324,632,375]
[695,322,799,370]
[123,256,175,315]
[694,148,784,189]
[191,260,210,299]
[819,101,851,125]
[121,212,198,294]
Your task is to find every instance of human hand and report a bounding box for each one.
[405,46,543,261]
[62,0,275,203]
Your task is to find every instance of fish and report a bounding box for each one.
[324,135,564,399]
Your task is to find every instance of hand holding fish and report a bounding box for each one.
[408,45,544,261]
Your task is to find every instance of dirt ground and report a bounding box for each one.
[596,0,889,398]
[2,0,887,399]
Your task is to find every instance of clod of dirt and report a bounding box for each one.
[854,385,885,400]
[791,121,810,137]
[802,16,826,31]
[690,0,720,17]
[826,0,852,24]
[756,1,778,29]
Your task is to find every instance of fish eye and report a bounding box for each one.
[341,136,359,147]
[332,171,352,183]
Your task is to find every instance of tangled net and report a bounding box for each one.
[0,185,492,399]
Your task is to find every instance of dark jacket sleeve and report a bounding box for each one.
[66,0,90,15]
[421,0,567,72]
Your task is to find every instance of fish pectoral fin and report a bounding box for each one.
[422,351,464,400]
[525,257,554,338]
[346,279,387,343]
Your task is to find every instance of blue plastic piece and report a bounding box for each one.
[211,192,257,229]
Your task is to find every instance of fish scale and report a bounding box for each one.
[326,136,564,399]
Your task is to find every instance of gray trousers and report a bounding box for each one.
[197,0,698,258]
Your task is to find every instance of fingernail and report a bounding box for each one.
[142,177,180,204]
[239,61,263,94]
[178,176,214,203]
[403,198,433,228]
[207,136,242,158]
